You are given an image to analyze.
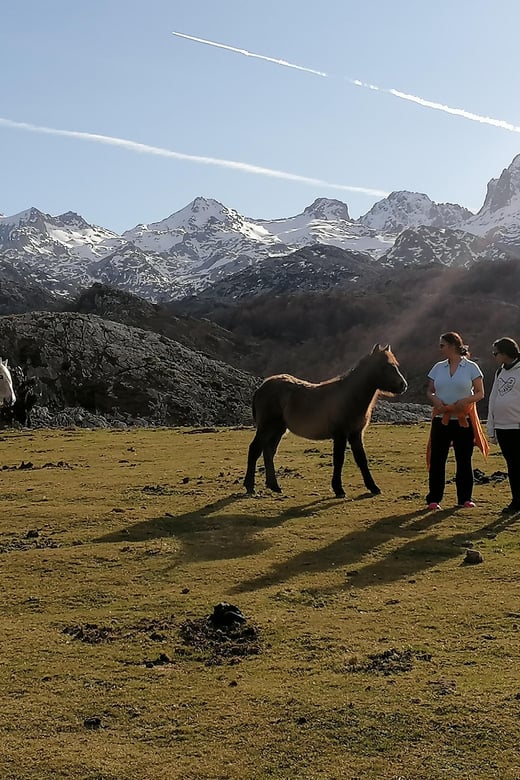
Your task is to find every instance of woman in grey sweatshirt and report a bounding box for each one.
[487,337,520,513]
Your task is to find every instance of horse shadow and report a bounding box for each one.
[93,493,341,562]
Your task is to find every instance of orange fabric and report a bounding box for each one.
[440,405,469,427]
[426,403,489,470]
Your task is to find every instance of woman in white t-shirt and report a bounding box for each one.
[425,331,485,510]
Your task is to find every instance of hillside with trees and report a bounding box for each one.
[172,258,520,408]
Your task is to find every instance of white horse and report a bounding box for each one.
[0,359,16,407]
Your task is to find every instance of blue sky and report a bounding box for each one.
[1,0,519,233]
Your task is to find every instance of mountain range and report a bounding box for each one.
[1,153,520,303]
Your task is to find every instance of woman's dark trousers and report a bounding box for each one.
[496,429,520,507]
[427,418,475,505]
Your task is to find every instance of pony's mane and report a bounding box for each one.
[337,346,394,381]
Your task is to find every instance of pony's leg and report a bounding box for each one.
[348,430,381,494]
[332,434,347,498]
[244,432,263,494]
[263,426,286,492]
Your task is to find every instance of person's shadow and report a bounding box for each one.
[231,505,453,593]
[231,506,519,594]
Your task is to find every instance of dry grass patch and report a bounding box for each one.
[0,425,518,779]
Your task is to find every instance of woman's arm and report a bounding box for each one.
[426,378,446,412]
[486,375,499,439]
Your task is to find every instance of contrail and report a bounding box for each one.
[352,80,520,134]
[173,32,520,135]
[0,117,388,197]
[172,31,329,78]
[389,88,520,133]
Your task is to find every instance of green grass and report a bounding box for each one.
[0,424,518,779]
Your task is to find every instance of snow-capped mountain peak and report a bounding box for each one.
[478,153,520,215]
[52,211,92,230]
[465,154,520,244]
[0,206,47,229]
[357,191,472,233]
[0,206,121,246]
[303,197,351,221]
[123,197,276,261]
[0,206,126,294]
[165,196,234,227]
[128,197,237,235]
[256,199,391,257]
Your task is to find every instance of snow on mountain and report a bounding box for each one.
[0,207,124,262]
[0,207,130,295]
[123,197,276,254]
[256,197,393,257]
[358,191,473,233]
[122,195,393,283]
[178,244,381,305]
[382,225,514,268]
[121,197,290,291]
[463,154,520,245]
[90,243,182,301]
[1,154,520,301]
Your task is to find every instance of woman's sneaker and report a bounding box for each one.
[461,500,475,508]
[427,502,442,510]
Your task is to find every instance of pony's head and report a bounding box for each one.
[370,344,408,396]
[0,359,16,407]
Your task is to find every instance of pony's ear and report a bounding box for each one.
[382,344,390,351]
[371,343,382,354]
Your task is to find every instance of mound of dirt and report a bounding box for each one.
[179,605,262,665]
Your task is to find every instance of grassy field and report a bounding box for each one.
[0,424,518,780]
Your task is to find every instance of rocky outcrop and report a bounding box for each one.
[372,400,430,424]
[0,312,258,426]
[68,283,256,371]
[304,198,351,221]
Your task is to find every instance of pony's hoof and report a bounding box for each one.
[370,487,381,495]
[334,492,346,499]
[267,485,282,493]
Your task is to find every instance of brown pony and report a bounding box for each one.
[244,344,407,498]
